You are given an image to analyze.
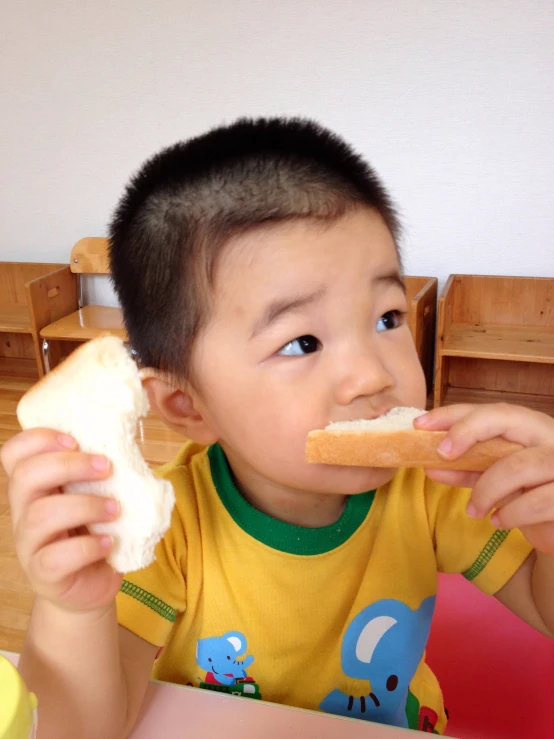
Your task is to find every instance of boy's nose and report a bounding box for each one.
[333,345,394,407]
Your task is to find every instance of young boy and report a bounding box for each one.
[2,118,554,738]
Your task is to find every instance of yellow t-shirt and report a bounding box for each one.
[116,442,532,734]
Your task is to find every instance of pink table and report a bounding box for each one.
[2,651,445,737]
[133,679,418,738]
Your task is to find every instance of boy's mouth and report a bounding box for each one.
[329,407,396,426]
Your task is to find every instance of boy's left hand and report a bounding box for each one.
[415,403,554,557]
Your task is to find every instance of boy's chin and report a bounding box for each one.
[310,465,398,495]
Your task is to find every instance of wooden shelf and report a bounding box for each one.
[434,275,554,409]
[0,261,66,376]
[443,387,554,418]
[442,324,554,364]
[0,357,38,380]
[0,305,32,334]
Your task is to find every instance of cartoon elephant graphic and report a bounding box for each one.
[320,597,436,729]
[196,631,255,687]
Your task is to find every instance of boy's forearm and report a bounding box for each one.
[20,597,129,739]
[532,552,554,638]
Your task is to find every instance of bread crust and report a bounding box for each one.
[306,429,523,471]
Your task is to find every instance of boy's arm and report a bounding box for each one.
[495,551,554,638]
[416,402,554,639]
[20,598,157,739]
[119,625,160,736]
[1,429,164,738]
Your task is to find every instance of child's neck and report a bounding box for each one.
[243,486,347,528]
[224,454,347,528]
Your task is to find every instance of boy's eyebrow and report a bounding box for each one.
[250,288,327,340]
[373,271,406,294]
[250,272,405,340]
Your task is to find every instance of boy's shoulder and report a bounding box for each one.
[155,440,209,475]
[150,442,218,540]
[154,440,212,496]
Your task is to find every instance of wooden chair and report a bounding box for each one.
[0,262,65,377]
[434,275,554,415]
[25,238,126,376]
[404,276,438,399]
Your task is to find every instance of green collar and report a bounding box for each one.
[208,444,375,555]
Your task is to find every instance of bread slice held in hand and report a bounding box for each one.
[17,335,175,574]
[306,406,523,472]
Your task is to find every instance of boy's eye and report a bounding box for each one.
[376,310,406,332]
[278,335,321,356]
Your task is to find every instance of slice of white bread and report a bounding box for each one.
[17,335,175,573]
[306,406,523,472]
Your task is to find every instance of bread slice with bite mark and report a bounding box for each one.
[17,335,175,574]
[306,406,523,471]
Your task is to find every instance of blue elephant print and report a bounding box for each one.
[197,631,255,687]
[320,597,436,729]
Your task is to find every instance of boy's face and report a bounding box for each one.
[190,207,427,496]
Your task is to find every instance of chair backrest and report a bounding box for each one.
[0,262,65,306]
[448,274,554,327]
[426,573,554,739]
[70,237,110,275]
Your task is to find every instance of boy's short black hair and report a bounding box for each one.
[109,117,401,381]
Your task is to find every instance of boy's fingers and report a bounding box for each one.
[17,494,119,558]
[490,482,554,530]
[432,404,552,460]
[414,404,475,431]
[0,428,78,476]
[61,562,123,611]
[470,446,554,518]
[31,534,114,585]
[8,451,111,523]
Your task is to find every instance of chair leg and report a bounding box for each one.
[42,339,51,373]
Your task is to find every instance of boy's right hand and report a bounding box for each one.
[1,428,123,613]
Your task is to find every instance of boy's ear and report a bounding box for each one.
[141,374,218,446]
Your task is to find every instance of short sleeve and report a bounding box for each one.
[116,467,187,646]
[425,478,533,596]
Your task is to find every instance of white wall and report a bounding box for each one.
[2,0,553,306]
